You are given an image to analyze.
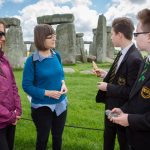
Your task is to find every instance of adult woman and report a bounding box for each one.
[0,20,22,150]
[22,24,68,150]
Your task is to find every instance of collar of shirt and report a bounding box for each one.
[115,43,133,73]
[121,42,133,56]
[146,55,150,62]
[32,49,56,62]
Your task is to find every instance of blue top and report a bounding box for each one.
[22,50,66,105]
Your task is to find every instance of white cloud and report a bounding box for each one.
[50,0,92,6]
[5,0,150,43]
[11,0,24,3]
[72,0,92,6]
[15,0,98,42]
[0,0,5,7]
[105,0,150,26]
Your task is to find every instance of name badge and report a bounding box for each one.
[141,86,150,99]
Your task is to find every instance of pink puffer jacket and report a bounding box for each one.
[0,50,22,129]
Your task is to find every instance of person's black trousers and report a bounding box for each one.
[0,125,16,150]
[103,117,129,150]
[31,106,67,150]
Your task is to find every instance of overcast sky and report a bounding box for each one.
[0,0,149,41]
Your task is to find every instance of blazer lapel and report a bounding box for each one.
[116,45,135,74]
[130,61,150,99]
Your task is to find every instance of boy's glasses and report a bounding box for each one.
[133,32,150,37]
[46,34,56,39]
[0,31,5,38]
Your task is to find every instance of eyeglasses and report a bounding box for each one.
[133,32,150,37]
[46,34,56,39]
[0,31,5,38]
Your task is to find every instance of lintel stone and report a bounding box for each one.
[37,14,74,25]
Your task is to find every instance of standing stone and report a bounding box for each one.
[56,23,76,64]
[30,43,37,52]
[76,33,87,63]
[4,26,24,68]
[76,33,83,54]
[23,43,27,57]
[89,28,97,56]
[107,26,114,59]
[95,15,107,62]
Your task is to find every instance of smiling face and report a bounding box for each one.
[0,23,5,48]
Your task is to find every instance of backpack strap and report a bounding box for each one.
[32,51,61,85]
[55,51,61,64]
[32,55,36,86]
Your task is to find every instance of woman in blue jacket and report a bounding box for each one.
[22,24,68,150]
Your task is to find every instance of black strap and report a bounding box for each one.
[32,56,36,85]
[32,51,61,85]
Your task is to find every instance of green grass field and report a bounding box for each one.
[13,63,120,150]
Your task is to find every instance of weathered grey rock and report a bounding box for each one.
[105,57,114,63]
[4,26,24,68]
[76,33,87,63]
[56,23,76,64]
[87,55,96,62]
[0,17,20,27]
[84,41,92,44]
[107,26,114,59]
[89,28,97,56]
[24,41,34,44]
[80,70,93,74]
[30,43,36,52]
[76,33,83,54]
[23,44,27,57]
[76,33,84,37]
[93,28,97,35]
[63,67,75,73]
[95,15,107,62]
[76,54,82,61]
[37,14,74,25]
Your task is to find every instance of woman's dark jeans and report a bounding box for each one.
[31,106,67,150]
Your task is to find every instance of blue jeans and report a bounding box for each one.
[31,106,67,150]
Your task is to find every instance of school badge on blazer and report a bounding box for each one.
[141,86,150,99]
[117,77,126,85]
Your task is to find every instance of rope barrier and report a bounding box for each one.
[21,117,104,131]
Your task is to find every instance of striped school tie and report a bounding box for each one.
[109,51,122,83]
[138,57,150,82]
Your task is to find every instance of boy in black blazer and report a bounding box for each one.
[110,8,150,150]
[94,17,143,150]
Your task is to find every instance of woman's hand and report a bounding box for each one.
[60,82,68,94]
[45,90,62,99]
[12,110,21,125]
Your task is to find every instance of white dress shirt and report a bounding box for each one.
[116,43,133,72]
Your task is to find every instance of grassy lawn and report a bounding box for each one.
[14,62,120,150]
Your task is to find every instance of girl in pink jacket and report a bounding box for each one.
[0,20,22,150]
